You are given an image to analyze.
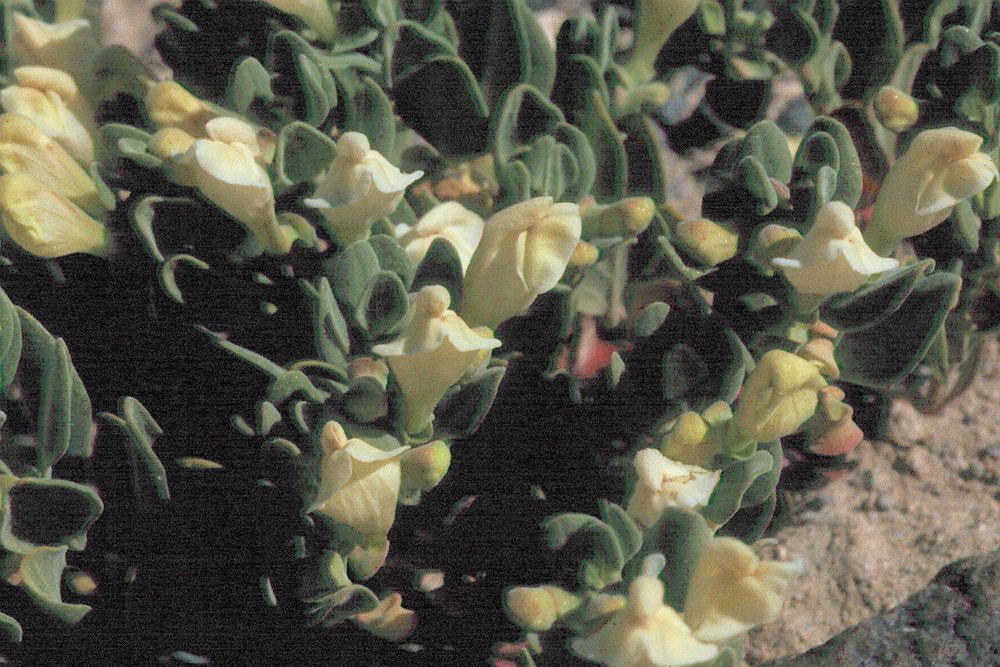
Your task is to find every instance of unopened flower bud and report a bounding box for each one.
[506,585,581,632]
[674,218,739,266]
[733,349,827,443]
[873,86,919,132]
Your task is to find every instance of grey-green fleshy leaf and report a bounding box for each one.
[599,500,641,565]
[655,506,712,611]
[274,121,337,190]
[0,612,21,642]
[837,271,962,387]
[433,367,506,438]
[368,234,414,289]
[822,259,934,332]
[700,450,773,528]
[331,241,382,312]
[307,277,351,365]
[160,254,211,304]
[0,285,23,393]
[351,76,395,156]
[542,512,625,590]
[1,477,103,554]
[101,397,169,505]
[229,56,275,115]
[268,370,330,404]
[358,270,410,338]
[16,546,92,623]
[411,237,465,305]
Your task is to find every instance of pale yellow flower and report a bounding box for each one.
[0,172,112,258]
[1,67,94,164]
[733,349,827,443]
[865,127,999,254]
[571,555,719,667]
[308,421,410,545]
[506,585,582,632]
[0,113,102,216]
[682,537,802,643]
[351,592,416,641]
[306,132,423,247]
[7,14,99,84]
[772,201,898,297]
[372,286,501,434]
[179,138,293,254]
[459,196,582,329]
[395,201,484,273]
[626,449,720,529]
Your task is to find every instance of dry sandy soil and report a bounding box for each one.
[746,338,1000,664]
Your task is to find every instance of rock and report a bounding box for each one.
[760,549,1000,666]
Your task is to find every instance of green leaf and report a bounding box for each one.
[368,234,415,289]
[330,241,382,311]
[599,500,641,565]
[267,370,330,404]
[542,511,625,590]
[17,546,91,623]
[308,277,351,365]
[359,270,410,339]
[159,254,211,305]
[411,237,465,305]
[101,397,169,505]
[491,84,566,166]
[228,56,275,115]
[838,271,962,387]
[392,55,490,155]
[351,76,395,156]
[0,612,21,643]
[434,367,506,438]
[0,285,23,392]
[807,116,863,208]
[822,259,934,332]
[735,155,780,215]
[1,478,103,553]
[699,450,773,527]
[274,121,337,189]
[655,507,712,611]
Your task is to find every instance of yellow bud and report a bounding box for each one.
[873,86,919,132]
[580,196,655,238]
[674,218,739,266]
[145,81,216,136]
[568,239,600,267]
[506,585,581,632]
[0,172,112,258]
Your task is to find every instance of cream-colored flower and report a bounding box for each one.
[372,286,501,434]
[308,421,410,545]
[259,0,336,41]
[627,449,720,529]
[682,537,802,643]
[772,201,898,297]
[1,67,94,164]
[395,201,484,273]
[7,14,99,84]
[306,132,423,247]
[458,196,582,329]
[571,554,720,667]
[0,172,112,258]
[179,137,293,254]
[0,113,102,216]
[732,349,827,443]
[865,127,999,255]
